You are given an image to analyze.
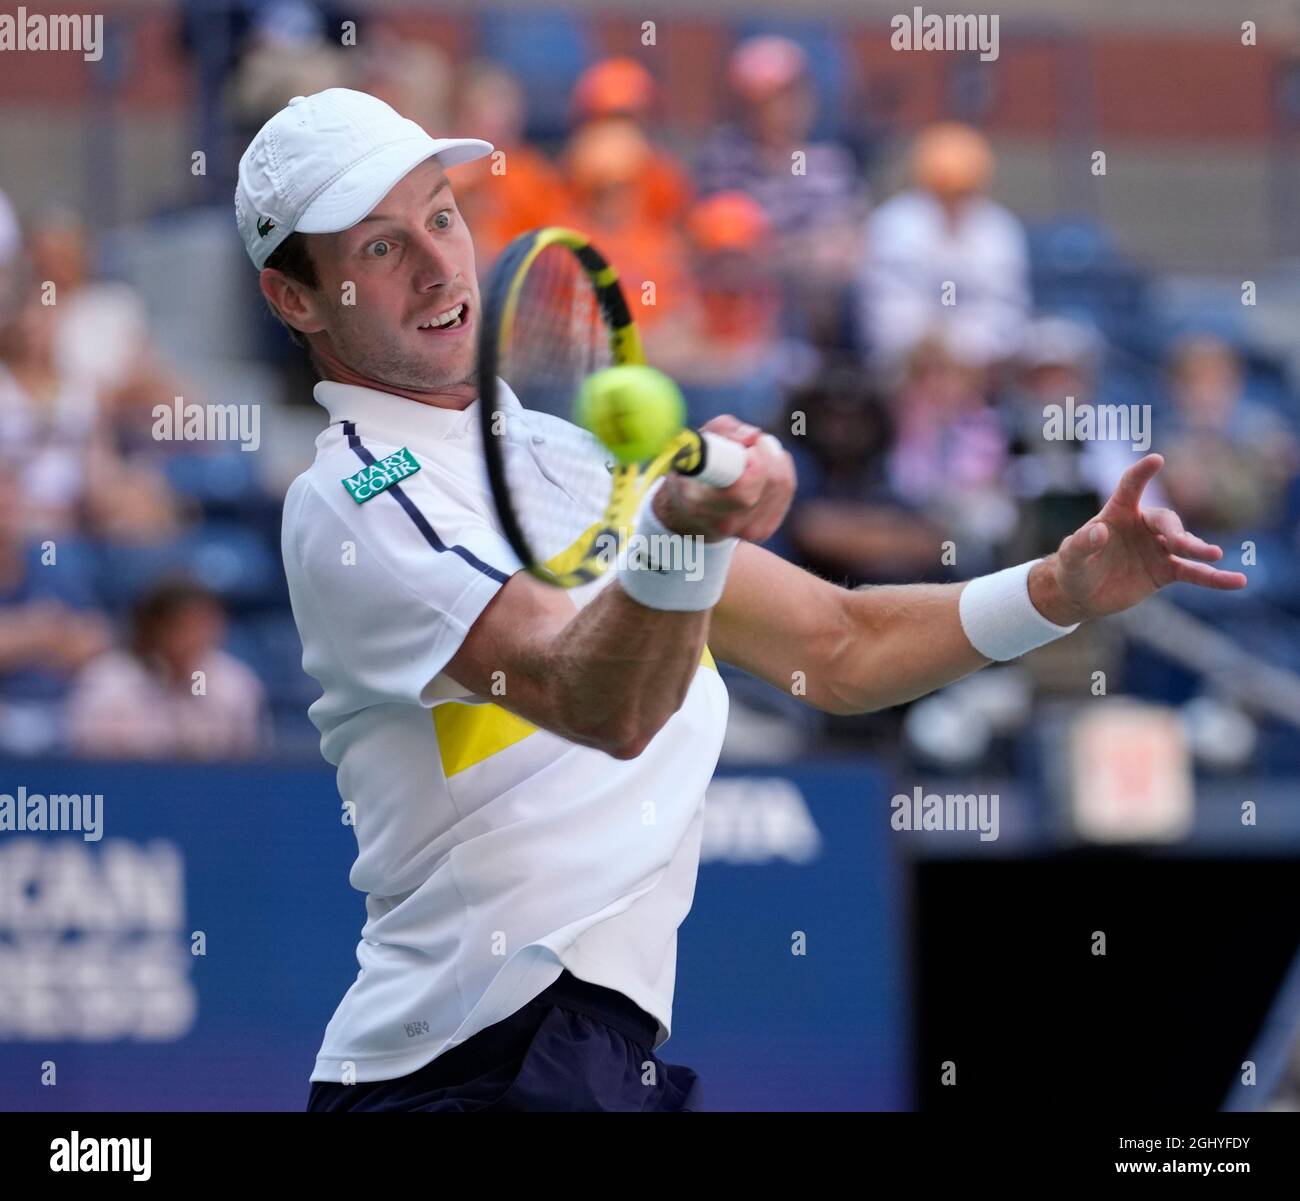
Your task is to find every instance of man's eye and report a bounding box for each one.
[366,240,392,258]
[433,210,453,230]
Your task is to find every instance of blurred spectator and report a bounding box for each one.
[0,280,180,544]
[451,60,565,269]
[66,579,266,760]
[696,35,866,347]
[27,206,190,441]
[858,122,1029,372]
[1158,335,1299,534]
[0,504,109,755]
[777,359,941,586]
[887,334,1013,566]
[0,185,19,307]
[353,25,453,141]
[560,119,691,330]
[226,0,347,140]
[0,282,103,538]
[569,56,693,228]
[997,317,1150,560]
[650,191,801,430]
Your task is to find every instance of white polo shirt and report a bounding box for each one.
[281,379,729,1084]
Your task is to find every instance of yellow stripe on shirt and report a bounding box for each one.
[433,700,539,778]
[433,649,718,777]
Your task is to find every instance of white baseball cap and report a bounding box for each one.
[235,88,493,270]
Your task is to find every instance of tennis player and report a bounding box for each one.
[238,90,1246,1112]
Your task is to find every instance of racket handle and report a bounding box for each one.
[688,431,747,489]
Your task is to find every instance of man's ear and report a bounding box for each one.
[259,267,326,337]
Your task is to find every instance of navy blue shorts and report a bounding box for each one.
[306,971,702,1112]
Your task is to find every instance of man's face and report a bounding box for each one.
[295,159,480,395]
[751,80,813,146]
[156,601,226,677]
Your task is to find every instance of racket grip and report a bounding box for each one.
[690,431,747,489]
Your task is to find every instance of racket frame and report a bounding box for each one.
[478,226,708,589]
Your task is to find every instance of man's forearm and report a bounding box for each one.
[824,582,988,714]
[541,583,710,757]
[710,544,983,714]
[452,569,712,759]
[814,557,1085,713]
[712,548,1097,717]
[713,544,1081,716]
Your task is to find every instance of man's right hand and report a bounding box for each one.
[652,416,795,543]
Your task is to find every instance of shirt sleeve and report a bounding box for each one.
[283,460,523,709]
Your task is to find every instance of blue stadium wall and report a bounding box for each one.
[0,758,908,1112]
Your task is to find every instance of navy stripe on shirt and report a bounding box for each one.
[341,420,510,585]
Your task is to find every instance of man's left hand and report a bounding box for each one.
[1028,453,1248,626]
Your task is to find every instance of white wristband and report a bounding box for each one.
[958,559,1080,661]
[617,485,737,611]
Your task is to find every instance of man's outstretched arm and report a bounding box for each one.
[710,453,1248,715]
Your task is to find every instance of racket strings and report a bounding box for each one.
[499,246,620,569]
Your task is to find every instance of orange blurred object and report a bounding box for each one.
[571,56,657,120]
[567,58,691,226]
[566,118,653,192]
[686,191,771,255]
[911,122,995,200]
[557,120,690,329]
[453,146,565,267]
[563,115,692,228]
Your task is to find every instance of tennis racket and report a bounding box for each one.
[477,226,746,588]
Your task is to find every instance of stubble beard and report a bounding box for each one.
[327,307,477,394]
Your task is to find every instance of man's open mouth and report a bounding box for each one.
[417,302,469,332]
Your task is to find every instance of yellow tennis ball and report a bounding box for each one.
[575,365,686,465]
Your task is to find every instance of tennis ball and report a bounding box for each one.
[575,364,686,465]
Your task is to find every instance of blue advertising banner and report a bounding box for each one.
[0,758,906,1111]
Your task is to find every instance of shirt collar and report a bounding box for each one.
[313,379,524,456]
